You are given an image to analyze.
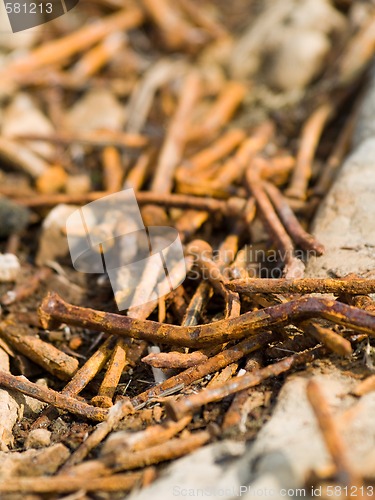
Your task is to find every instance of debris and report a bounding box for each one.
[25,429,51,449]
[0,444,70,479]
[36,204,78,266]
[1,1,375,497]
[0,254,20,282]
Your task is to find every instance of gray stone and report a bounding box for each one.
[306,138,375,278]
[353,66,375,148]
[128,441,248,500]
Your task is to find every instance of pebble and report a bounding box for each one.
[0,253,20,282]
[0,197,29,238]
[25,429,51,450]
[267,28,330,92]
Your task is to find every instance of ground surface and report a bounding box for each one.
[0,1,375,498]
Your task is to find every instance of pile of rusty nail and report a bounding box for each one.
[1,0,375,497]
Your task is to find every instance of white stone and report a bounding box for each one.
[25,429,51,449]
[267,29,330,92]
[0,253,20,282]
[306,138,375,278]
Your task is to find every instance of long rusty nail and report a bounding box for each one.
[165,348,324,421]
[39,292,375,348]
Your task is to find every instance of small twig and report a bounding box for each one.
[124,149,154,191]
[187,239,240,318]
[181,281,213,327]
[206,362,238,388]
[313,99,359,197]
[222,354,263,432]
[175,210,210,243]
[338,16,375,85]
[259,155,295,185]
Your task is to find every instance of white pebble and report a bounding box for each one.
[0,253,20,282]
[25,429,51,449]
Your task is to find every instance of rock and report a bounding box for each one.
[0,386,19,451]
[0,253,21,282]
[25,429,51,449]
[305,138,375,278]
[244,369,354,485]
[230,0,345,85]
[304,63,375,278]
[0,197,29,238]
[129,440,248,500]
[36,204,78,266]
[230,0,295,80]
[0,347,21,451]
[0,444,69,479]
[267,28,330,92]
[353,66,375,148]
[286,0,346,35]
[132,383,371,500]
[64,88,125,132]
[2,93,55,159]
[0,136,49,177]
